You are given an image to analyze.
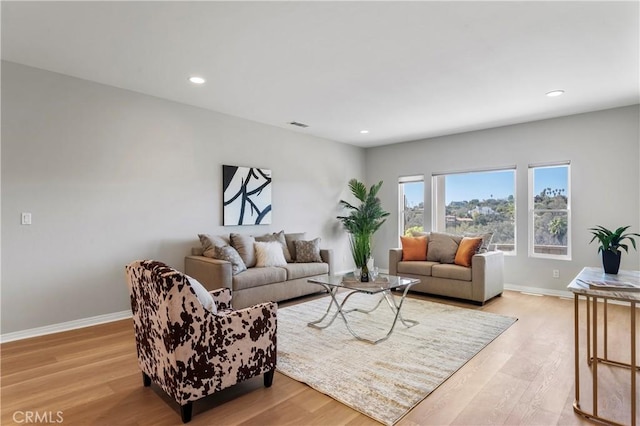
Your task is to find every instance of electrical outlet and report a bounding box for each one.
[552,269,560,278]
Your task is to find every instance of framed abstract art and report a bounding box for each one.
[222,165,272,225]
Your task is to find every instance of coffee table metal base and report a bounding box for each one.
[307,283,418,344]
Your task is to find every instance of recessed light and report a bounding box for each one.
[189,76,206,84]
[546,90,565,97]
[360,130,369,134]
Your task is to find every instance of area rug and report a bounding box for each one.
[276,293,517,425]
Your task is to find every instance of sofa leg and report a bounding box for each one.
[142,372,151,387]
[180,402,193,423]
[264,369,275,388]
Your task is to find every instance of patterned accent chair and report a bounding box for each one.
[125,260,277,423]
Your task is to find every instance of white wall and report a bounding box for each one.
[366,105,640,292]
[1,61,363,334]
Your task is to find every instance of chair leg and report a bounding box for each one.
[264,369,275,388]
[180,402,193,423]
[142,372,151,387]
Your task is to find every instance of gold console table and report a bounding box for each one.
[568,267,639,426]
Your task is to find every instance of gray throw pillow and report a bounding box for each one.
[198,233,230,258]
[294,238,323,263]
[285,232,307,262]
[230,233,256,267]
[426,232,462,264]
[255,230,292,262]
[213,245,247,275]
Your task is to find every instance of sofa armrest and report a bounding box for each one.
[184,255,232,291]
[471,251,504,302]
[320,249,334,276]
[389,248,403,276]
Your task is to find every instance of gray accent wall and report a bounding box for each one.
[366,105,640,292]
[2,60,639,335]
[1,61,362,334]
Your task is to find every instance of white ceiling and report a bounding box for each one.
[2,1,639,147]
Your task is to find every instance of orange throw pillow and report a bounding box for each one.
[400,235,428,261]
[454,237,483,267]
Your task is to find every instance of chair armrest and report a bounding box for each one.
[173,301,278,395]
[471,251,504,302]
[320,249,334,276]
[185,255,232,291]
[389,248,403,275]
[210,287,232,310]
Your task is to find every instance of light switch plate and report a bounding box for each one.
[21,212,32,225]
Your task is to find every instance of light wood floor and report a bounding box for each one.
[2,290,638,425]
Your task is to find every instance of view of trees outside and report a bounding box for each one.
[401,181,424,235]
[443,171,516,251]
[399,166,568,256]
[531,165,569,256]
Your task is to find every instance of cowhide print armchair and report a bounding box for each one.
[125,260,277,423]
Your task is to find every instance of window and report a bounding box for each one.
[529,163,571,259]
[399,176,424,236]
[432,168,516,253]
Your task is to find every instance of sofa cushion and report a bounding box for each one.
[230,233,257,268]
[213,245,247,275]
[256,230,292,262]
[431,263,472,281]
[294,238,323,263]
[400,235,428,261]
[397,261,439,276]
[279,262,329,280]
[427,232,462,264]
[285,232,306,262]
[254,241,288,267]
[232,267,287,291]
[454,237,483,267]
[198,233,230,258]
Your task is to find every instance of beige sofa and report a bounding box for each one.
[389,248,504,305]
[185,232,333,309]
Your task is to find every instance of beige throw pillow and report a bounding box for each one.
[254,241,288,267]
[426,232,462,264]
[255,230,292,262]
[230,233,257,268]
[198,234,230,258]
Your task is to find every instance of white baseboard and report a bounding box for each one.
[0,310,132,344]
[503,283,573,299]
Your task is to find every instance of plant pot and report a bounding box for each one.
[602,250,621,274]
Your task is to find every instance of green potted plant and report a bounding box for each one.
[588,225,639,274]
[337,179,390,282]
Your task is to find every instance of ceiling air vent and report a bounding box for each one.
[289,121,309,128]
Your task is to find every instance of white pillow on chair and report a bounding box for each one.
[186,275,217,314]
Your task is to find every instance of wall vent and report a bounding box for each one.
[289,121,309,128]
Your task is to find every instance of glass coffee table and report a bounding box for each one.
[307,273,420,344]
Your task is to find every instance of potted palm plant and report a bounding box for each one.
[589,225,639,274]
[337,179,390,282]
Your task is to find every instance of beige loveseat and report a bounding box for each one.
[185,231,333,309]
[389,232,504,305]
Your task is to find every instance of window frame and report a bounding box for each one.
[528,162,571,260]
[431,166,517,255]
[398,175,425,240]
